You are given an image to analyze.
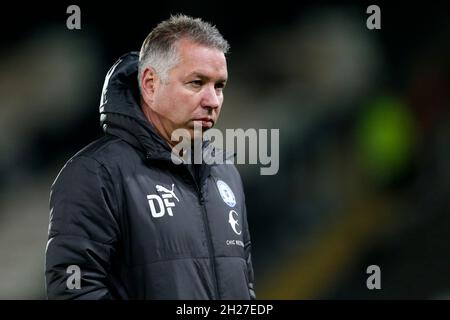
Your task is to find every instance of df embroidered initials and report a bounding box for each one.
[147,184,180,218]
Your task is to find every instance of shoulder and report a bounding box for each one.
[71,135,138,165]
[52,135,138,187]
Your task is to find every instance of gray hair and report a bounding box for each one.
[138,14,230,92]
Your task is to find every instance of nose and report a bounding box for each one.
[201,85,220,110]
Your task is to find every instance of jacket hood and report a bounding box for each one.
[99,52,172,161]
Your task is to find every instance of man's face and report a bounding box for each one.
[143,39,228,143]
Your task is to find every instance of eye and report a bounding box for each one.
[215,82,226,91]
[189,80,203,87]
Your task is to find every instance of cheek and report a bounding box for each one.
[165,90,197,123]
[174,91,200,112]
[156,87,182,114]
[154,85,200,123]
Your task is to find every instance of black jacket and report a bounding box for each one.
[45,52,255,300]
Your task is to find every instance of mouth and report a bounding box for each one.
[193,118,214,128]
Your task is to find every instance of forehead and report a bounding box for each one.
[173,39,228,79]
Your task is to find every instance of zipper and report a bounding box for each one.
[198,186,220,300]
[185,166,220,299]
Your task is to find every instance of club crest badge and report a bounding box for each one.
[216,180,236,207]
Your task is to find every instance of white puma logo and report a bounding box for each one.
[156,184,180,202]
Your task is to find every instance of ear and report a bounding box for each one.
[140,66,159,104]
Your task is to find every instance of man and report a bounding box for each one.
[45,14,255,300]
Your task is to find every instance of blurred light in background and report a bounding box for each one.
[357,96,416,186]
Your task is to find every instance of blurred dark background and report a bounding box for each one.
[0,1,449,299]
